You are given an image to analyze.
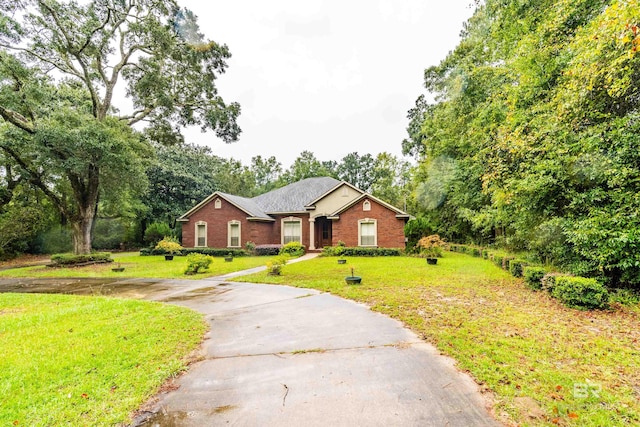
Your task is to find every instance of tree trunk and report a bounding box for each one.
[69,166,100,255]
[71,207,96,255]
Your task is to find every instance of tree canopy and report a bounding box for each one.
[406,0,640,287]
[0,0,241,253]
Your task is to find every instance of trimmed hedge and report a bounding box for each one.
[140,247,247,257]
[255,244,282,256]
[49,252,113,266]
[551,276,610,310]
[322,246,403,257]
[523,267,547,290]
[509,259,528,277]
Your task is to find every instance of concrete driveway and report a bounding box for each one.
[132,279,499,426]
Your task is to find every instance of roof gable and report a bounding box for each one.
[252,177,341,213]
[330,193,410,218]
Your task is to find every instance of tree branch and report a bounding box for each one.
[0,105,35,134]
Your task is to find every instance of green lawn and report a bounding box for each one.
[234,253,640,427]
[0,293,206,426]
[0,252,277,279]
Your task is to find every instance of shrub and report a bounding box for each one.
[552,276,610,310]
[502,257,514,271]
[509,259,528,277]
[417,235,446,258]
[184,253,213,275]
[245,241,256,254]
[255,244,282,256]
[280,241,305,257]
[482,250,488,259]
[541,272,566,293]
[144,222,173,245]
[523,267,547,290]
[493,255,504,269]
[266,256,288,275]
[49,252,112,266]
[154,237,183,255]
[471,247,481,257]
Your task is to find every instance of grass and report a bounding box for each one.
[0,292,207,426]
[0,252,278,279]
[233,253,640,426]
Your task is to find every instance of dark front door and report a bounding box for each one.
[316,217,332,248]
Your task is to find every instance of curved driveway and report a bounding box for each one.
[0,261,500,426]
[133,277,499,426]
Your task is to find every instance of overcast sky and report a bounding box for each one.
[180,1,475,168]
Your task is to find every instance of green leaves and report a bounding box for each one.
[408,0,640,286]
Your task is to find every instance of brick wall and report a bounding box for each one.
[331,198,406,248]
[181,198,276,248]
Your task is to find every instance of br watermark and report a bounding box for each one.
[573,382,601,399]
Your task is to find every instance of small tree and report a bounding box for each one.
[417,235,446,258]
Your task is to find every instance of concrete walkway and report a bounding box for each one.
[132,256,499,427]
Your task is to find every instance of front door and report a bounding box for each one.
[316,217,332,248]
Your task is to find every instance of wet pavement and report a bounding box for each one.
[0,264,500,426]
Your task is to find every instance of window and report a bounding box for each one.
[214,198,221,209]
[282,217,302,244]
[358,219,377,247]
[196,221,207,247]
[363,200,371,211]
[228,221,241,247]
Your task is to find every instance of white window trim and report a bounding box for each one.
[195,221,207,247]
[358,218,377,247]
[214,198,222,209]
[227,220,241,248]
[281,216,303,245]
[363,200,371,211]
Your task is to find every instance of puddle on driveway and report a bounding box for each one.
[0,278,169,299]
[164,286,230,302]
[134,406,237,426]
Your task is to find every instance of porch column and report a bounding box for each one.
[309,218,316,250]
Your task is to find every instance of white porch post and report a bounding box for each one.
[309,218,316,250]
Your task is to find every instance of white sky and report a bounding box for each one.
[180,0,475,168]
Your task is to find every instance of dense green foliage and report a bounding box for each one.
[405,0,640,288]
[0,0,240,254]
[523,266,547,290]
[322,246,403,257]
[552,276,610,309]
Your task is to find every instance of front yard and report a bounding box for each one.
[0,293,206,426]
[234,252,640,426]
[0,252,278,279]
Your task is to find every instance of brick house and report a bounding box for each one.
[177,177,410,250]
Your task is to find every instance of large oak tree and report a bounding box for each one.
[0,0,240,253]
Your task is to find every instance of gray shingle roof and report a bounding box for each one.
[218,192,271,220]
[252,177,341,213]
[179,177,344,221]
